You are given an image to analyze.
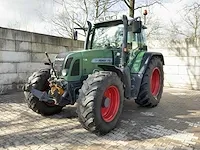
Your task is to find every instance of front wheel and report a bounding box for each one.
[77,71,124,135]
[24,69,63,116]
[135,57,164,107]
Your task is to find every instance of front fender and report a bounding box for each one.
[98,65,131,99]
[131,52,165,98]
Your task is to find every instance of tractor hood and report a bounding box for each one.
[54,49,114,78]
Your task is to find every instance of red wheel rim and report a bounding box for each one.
[151,68,161,96]
[101,86,120,122]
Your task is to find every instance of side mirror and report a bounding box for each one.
[132,21,142,33]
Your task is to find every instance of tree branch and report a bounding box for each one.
[134,1,161,10]
[123,0,131,9]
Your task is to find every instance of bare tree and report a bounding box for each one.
[122,0,163,17]
[183,2,200,45]
[6,13,29,31]
[167,2,200,47]
[145,12,163,40]
[49,0,121,38]
[47,0,165,39]
[7,20,22,30]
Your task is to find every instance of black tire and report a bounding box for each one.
[135,57,164,107]
[24,69,63,116]
[77,71,124,135]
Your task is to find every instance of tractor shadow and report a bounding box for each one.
[50,104,78,119]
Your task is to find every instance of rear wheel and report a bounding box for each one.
[135,57,164,107]
[24,69,63,116]
[77,71,124,135]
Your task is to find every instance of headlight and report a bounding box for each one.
[62,69,68,76]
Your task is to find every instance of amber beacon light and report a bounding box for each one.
[143,9,148,16]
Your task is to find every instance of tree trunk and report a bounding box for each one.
[129,0,135,18]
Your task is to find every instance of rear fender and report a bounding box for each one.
[139,52,164,74]
[131,52,165,98]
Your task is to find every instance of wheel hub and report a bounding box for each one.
[102,97,110,108]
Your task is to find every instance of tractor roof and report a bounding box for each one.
[94,19,123,28]
[94,19,147,30]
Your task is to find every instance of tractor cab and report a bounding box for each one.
[93,17,147,50]
[84,15,147,67]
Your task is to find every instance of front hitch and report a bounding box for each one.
[23,83,55,103]
[23,83,72,107]
[30,88,54,103]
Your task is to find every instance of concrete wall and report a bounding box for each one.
[0,27,84,94]
[149,40,200,90]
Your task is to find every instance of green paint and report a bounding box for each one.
[61,49,113,82]
[127,49,145,73]
[60,48,145,82]
[131,50,145,73]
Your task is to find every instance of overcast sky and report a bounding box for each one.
[0,0,197,37]
[0,0,57,34]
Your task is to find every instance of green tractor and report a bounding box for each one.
[23,15,164,135]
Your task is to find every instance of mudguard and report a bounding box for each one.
[131,52,164,98]
[139,52,164,74]
[98,65,131,98]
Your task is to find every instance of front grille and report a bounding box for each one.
[53,52,73,76]
[54,57,73,76]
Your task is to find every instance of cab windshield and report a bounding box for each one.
[92,24,138,50]
[92,24,123,49]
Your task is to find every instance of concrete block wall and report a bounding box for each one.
[1,27,200,93]
[0,27,84,94]
[149,41,200,90]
